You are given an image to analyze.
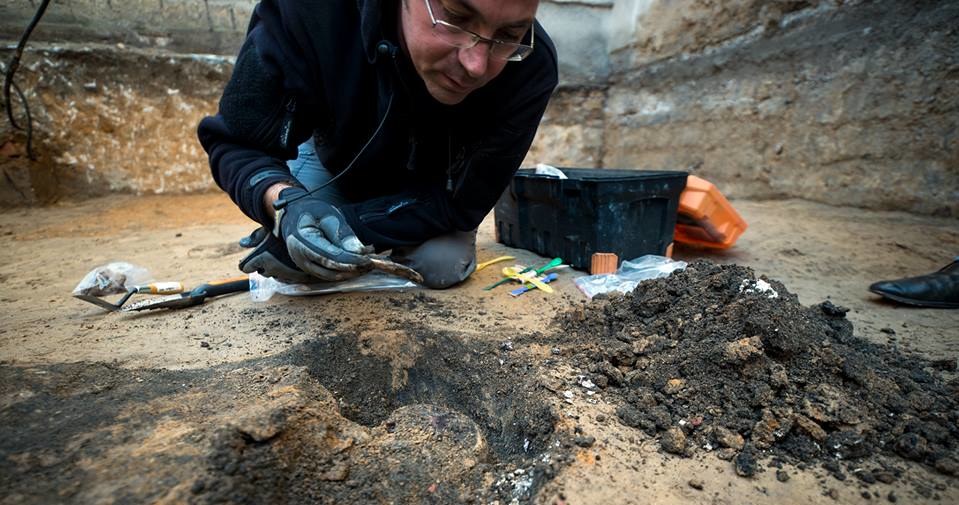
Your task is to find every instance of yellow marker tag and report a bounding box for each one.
[476,255,515,272]
[502,266,553,294]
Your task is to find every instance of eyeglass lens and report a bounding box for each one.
[427,0,532,61]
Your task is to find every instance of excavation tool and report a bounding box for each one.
[75,282,184,311]
[121,276,250,312]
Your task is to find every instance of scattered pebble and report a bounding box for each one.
[856,470,877,484]
[873,471,896,484]
[934,456,959,476]
[775,469,790,482]
[723,336,764,363]
[660,427,686,455]
[663,378,685,394]
[894,433,928,461]
[716,448,737,461]
[713,426,745,450]
[687,479,704,490]
[734,448,758,477]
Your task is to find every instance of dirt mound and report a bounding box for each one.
[561,261,959,484]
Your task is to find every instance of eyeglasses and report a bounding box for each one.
[423,0,535,62]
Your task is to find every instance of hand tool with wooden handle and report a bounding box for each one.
[121,276,249,312]
[75,282,184,311]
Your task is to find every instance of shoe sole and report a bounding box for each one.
[868,288,959,309]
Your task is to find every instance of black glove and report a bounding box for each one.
[274,187,372,281]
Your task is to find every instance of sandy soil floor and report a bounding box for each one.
[1,193,956,504]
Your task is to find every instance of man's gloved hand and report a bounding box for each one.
[274,187,373,281]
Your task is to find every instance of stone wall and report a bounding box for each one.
[0,0,612,84]
[598,0,959,216]
[1,0,957,216]
[0,0,253,55]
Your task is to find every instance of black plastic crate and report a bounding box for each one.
[494,168,688,271]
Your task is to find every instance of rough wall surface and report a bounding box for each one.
[601,0,959,216]
[0,0,253,54]
[0,0,611,84]
[608,0,816,69]
[537,0,613,86]
[1,0,957,217]
[524,86,607,169]
[0,46,229,204]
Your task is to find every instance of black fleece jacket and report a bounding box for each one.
[197,0,558,250]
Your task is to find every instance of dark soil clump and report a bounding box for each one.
[561,261,958,482]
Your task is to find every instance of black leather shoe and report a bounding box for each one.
[238,232,317,284]
[869,260,959,308]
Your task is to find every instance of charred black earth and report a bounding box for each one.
[561,261,958,493]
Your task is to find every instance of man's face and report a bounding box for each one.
[400,0,539,105]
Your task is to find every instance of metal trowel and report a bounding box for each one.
[75,281,185,311]
[121,276,250,311]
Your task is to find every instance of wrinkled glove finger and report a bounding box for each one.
[286,237,369,281]
[315,212,368,255]
[295,214,372,268]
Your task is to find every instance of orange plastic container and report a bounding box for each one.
[674,175,747,249]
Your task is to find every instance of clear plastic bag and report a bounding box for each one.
[534,163,568,179]
[72,262,151,297]
[574,255,687,299]
[249,271,419,302]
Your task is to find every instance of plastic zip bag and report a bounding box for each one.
[249,271,419,302]
[72,262,151,297]
[574,255,687,299]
